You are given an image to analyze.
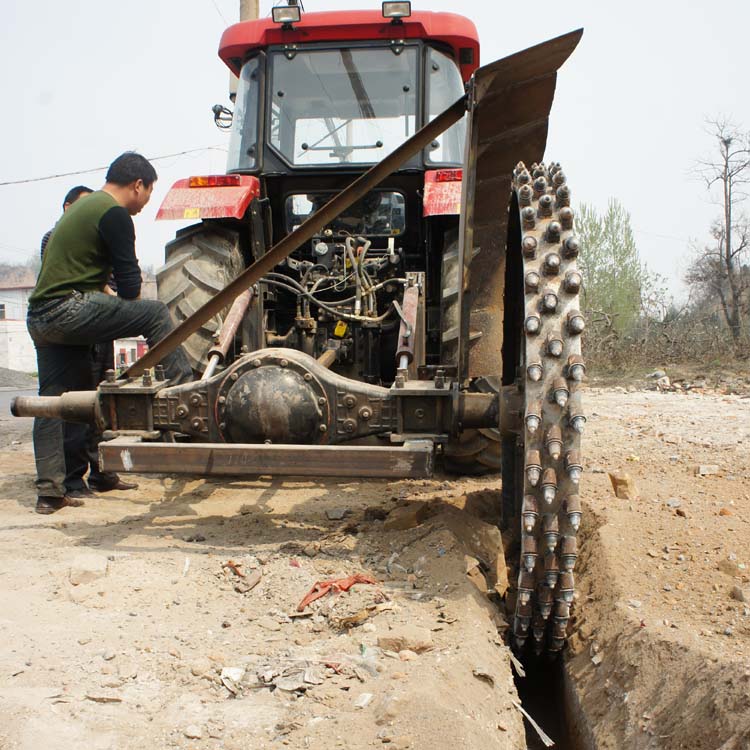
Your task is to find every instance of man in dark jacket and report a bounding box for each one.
[27,151,192,514]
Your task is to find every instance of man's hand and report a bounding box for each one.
[103,284,117,296]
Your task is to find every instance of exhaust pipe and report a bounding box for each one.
[10,391,98,423]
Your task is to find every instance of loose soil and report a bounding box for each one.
[0,386,749,749]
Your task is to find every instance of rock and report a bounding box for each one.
[85,692,122,703]
[646,370,667,379]
[383,503,429,531]
[694,465,719,476]
[302,542,320,558]
[676,508,688,518]
[608,472,639,501]
[257,616,282,632]
[655,376,671,390]
[719,507,733,517]
[730,586,749,603]
[666,499,681,508]
[221,666,245,683]
[184,725,203,740]
[377,625,433,653]
[364,506,389,521]
[355,692,374,709]
[627,599,642,609]
[398,650,417,662]
[591,653,604,666]
[190,657,213,677]
[69,554,109,586]
[717,558,740,576]
[326,508,348,521]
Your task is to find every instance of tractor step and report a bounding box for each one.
[100,437,435,478]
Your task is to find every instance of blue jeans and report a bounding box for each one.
[27,291,192,498]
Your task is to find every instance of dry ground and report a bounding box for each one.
[1,385,749,749]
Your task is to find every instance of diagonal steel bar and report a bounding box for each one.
[125,96,468,378]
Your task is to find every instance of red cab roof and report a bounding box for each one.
[219,10,480,81]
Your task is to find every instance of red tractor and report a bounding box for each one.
[14,2,583,654]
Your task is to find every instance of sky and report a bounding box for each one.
[2,0,749,299]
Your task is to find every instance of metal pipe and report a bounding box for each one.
[207,289,254,363]
[317,349,337,369]
[123,96,468,379]
[11,391,98,423]
[202,355,221,380]
[395,284,419,365]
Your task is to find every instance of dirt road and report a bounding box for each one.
[0,387,748,749]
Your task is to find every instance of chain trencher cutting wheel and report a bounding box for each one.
[509,161,585,656]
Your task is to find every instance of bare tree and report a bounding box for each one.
[689,119,750,346]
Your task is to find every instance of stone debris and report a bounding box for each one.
[183,725,203,740]
[608,472,639,501]
[377,625,433,653]
[694,465,719,476]
[355,692,374,709]
[69,554,109,586]
[730,586,749,604]
[383,502,429,531]
[326,508,348,520]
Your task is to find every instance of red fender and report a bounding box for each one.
[156,175,261,221]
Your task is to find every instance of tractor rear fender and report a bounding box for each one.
[156,175,261,221]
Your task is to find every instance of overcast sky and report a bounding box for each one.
[2,0,749,299]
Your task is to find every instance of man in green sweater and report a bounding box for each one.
[27,152,192,514]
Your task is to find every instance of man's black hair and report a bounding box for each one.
[62,185,93,209]
[105,152,158,188]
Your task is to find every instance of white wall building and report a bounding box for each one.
[0,285,36,373]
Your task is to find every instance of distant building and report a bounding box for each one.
[0,285,36,372]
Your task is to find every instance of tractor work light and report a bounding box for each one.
[382,2,411,20]
[272,5,301,25]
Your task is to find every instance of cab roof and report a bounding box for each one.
[219,10,480,82]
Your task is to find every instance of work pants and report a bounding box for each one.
[27,291,192,498]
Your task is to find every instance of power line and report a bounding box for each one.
[209,0,229,25]
[0,146,227,187]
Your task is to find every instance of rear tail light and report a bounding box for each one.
[188,175,242,188]
[434,168,463,182]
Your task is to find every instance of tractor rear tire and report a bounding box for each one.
[156,222,243,374]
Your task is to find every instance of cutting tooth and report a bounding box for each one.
[543,252,561,276]
[525,400,542,434]
[562,235,579,259]
[514,161,527,177]
[563,270,582,294]
[552,376,569,408]
[522,235,538,259]
[517,170,531,186]
[518,570,535,605]
[522,494,539,533]
[548,637,565,652]
[558,571,575,604]
[554,600,571,619]
[525,451,542,488]
[527,361,543,382]
[546,331,564,358]
[567,391,586,433]
[541,468,557,505]
[525,315,541,335]
[544,552,560,587]
[532,613,546,642]
[565,496,582,534]
[538,194,553,217]
[567,310,585,335]
[559,206,574,230]
[560,535,578,572]
[552,616,569,640]
[522,534,538,572]
[565,450,583,484]
[519,184,533,207]
[553,171,567,189]
[545,222,562,244]
[543,513,560,552]
[538,585,553,618]
[514,635,528,650]
[525,271,541,293]
[545,425,562,460]
[540,288,559,313]
[516,601,532,632]
[533,177,547,197]
[522,206,536,229]
[567,354,586,382]
[555,183,570,206]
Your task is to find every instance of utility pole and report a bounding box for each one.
[240,0,259,21]
[230,0,259,100]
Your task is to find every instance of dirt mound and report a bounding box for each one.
[0,366,37,388]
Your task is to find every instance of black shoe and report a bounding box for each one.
[66,486,96,500]
[88,476,139,492]
[35,496,85,515]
